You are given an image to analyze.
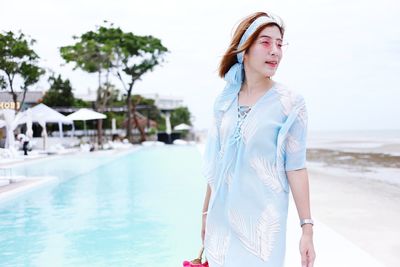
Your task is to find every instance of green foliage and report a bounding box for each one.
[41,73,93,109]
[60,29,114,73]
[154,107,192,132]
[157,120,166,131]
[42,74,75,107]
[59,22,169,80]
[116,32,169,82]
[170,106,192,127]
[73,98,90,108]
[0,31,44,88]
[0,31,44,110]
[110,98,125,107]
[147,127,157,135]
[132,94,155,106]
[102,111,125,129]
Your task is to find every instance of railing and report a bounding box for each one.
[0,167,12,178]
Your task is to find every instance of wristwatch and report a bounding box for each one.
[300,218,314,227]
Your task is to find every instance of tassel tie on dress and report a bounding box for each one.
[229,105,252,146]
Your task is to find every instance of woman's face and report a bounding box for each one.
[243,25,284,78]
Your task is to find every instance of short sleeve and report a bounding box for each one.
[284,95,308,171]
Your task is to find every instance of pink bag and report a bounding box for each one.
[182,247,208,267]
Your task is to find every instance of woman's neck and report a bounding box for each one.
[241,75,274,96]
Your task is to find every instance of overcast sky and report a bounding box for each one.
[1,0,399,131]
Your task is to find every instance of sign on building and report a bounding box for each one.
[0,101,20,110]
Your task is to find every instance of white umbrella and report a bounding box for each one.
[174,123,192,131]
[66,108,106,136]
[66,108,106,121]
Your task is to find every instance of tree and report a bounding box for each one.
[60,25,119,144]
[42,74,75,107]
[114,31,168,142]
[0,31,44,113]
[60,22,168,143]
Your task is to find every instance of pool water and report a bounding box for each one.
[0,146,206,267]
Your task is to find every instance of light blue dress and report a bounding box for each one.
[202,81,308,267]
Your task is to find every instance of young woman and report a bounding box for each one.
[201,12,316,267]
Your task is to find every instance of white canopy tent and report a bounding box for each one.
[1,104,73,150]
[0,109,26,149]
[17,103,73,138]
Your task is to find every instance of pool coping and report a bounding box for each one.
[0,176,58,204]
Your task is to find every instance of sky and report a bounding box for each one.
[1,0,399,131]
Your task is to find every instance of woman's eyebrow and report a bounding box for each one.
[259,35,283,41]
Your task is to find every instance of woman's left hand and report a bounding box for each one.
[299,231,316,267]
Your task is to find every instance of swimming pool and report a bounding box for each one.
[0,146,205,266]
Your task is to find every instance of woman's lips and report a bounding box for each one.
[265,61,277,68]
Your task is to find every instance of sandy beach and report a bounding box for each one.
[304,130,400,267]
[308,162,400,267]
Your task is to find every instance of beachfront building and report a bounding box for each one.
[142,93,187,143]
[142,93,184,111]
[0,91,44,110]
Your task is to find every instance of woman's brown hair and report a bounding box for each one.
[218,12,285,78]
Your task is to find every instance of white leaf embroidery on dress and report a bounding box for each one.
[204,221,231,266]
[285,132,301,153]
[275,84,295,116]
[219,145,225,159]
[224,168,234,190]
[257,205,281,260]
[228,205,280,261]
[242,112,259,145]
[296,99,307,127]
[220,108,236,141]
[250,156,283,193]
